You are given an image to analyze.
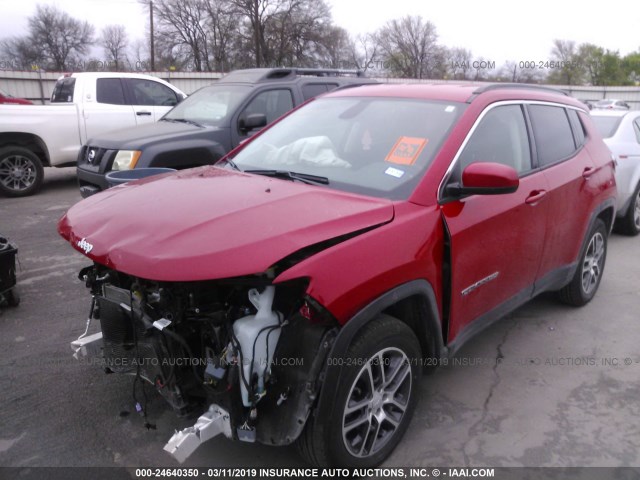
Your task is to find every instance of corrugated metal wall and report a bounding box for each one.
[2,71,640,107]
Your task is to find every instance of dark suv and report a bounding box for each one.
[76,68,375,197]
[60,83,616,468]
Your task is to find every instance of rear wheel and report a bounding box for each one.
[0,146,44,197]
[558,219,608,306]
[297,314,421,467]
[618,183,640,236]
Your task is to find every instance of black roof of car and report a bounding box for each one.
[219,68,372,84]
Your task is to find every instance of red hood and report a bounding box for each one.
[58,167,394,281]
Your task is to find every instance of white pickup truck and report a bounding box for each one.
[0,72,186,197]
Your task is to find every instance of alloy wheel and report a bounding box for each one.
[581,232,605,295]
[342,347,412,458]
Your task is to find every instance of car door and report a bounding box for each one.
[230,88,294,147]
[527,105,597,283]
[82,77,138,142]
[441,103,549,343]
[124,77,181,122]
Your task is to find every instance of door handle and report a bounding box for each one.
[582,166,597,179]
[136,111,152,116]
[525,190,547,205]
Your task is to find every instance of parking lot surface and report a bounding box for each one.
[1,168,639,468]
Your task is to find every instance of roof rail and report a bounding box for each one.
[293,68,366,78]
[472,83,570,97]
[221,68,367,83]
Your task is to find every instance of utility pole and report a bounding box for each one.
[150,0,155,71]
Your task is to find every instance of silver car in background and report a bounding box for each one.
[591,110,640,235]
[593,99,631,111]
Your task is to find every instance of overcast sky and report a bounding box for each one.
[1,0,638,67]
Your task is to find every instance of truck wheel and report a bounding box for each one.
[0,146,44,197]
[618,182,640,236]
[558,219,608,306]
[297,314,421,467]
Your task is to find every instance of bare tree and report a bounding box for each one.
[447,47,473,79]
[548,39,583,85]
[377,16,444,79]
[349,33,379,73]
[101,25,128,70]
[27,4,94,70]
[204,0,241,72]
[0,37,44,70]
[151,0,212,71]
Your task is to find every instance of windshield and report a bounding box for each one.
[163,84,251,126]
[591,115,623,138]
[595,100,614,107]
[228,97,465,200]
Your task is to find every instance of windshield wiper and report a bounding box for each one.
[220,158,241,171]
[161,118,203,127]
[244,169,329,185]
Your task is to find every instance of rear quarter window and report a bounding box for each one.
[567,109,586,147]
[51,78,76,103]
[528,105,577,166]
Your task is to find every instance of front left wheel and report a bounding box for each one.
[298,314,422,468]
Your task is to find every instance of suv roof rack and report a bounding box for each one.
[472,83,569,97]
[221,68,366,83]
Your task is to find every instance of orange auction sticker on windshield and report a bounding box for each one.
[385,137,428,165]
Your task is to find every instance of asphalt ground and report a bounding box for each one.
[1,167,639,471]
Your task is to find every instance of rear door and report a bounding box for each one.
[441,103,549,342]
[82,77,138,142]
[527,104,596,281]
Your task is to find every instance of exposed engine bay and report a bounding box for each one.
[71,264,336,462]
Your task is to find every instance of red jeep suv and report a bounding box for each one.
[59,83,616,468]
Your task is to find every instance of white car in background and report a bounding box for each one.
[593,99,631,111]
[591,110,640,235]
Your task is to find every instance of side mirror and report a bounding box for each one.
[239,113,267,134]
[447,162,519,197]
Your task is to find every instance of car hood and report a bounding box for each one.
[58,167,394,281]
[86,120,223,150]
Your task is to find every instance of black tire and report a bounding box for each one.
[6,287,20,307]
[618,182,640,236]
[297,314,421,468]
[558,219,608,306]
[0,146,45,197]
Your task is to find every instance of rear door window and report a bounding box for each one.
[528,105,576,166]
[96,78,126,105]
[302,83,338,101]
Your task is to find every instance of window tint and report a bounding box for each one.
[96,78,126,105]
[458,105,531,175]
[241,89,294,125]
[51,78,76,103]
[567,109,586,147]
[301,83,339,101]
[127,78,178,106]
[528,105,576,166]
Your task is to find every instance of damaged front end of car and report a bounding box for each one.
[71,263,337,463]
